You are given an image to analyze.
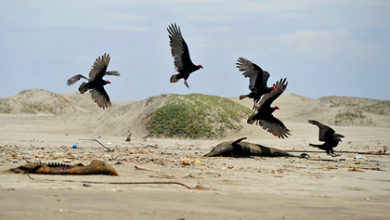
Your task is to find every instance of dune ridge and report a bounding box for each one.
[1,89,389,139]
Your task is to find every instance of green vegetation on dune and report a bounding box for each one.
[362,101,390,115]
[334,109,374,126]
[0,99,13,113]
[146,93,252,138]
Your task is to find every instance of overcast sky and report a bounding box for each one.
[1,0,389,101]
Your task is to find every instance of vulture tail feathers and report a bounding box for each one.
[170,74,180,83]
[309,143,322,148]
[79,82,89,94]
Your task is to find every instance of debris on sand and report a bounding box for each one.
[8,160,118,176]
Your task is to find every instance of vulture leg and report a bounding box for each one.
[184,79,190,88]
[239,94,249,100]
[253,101,258,110]
[330,149,340,157]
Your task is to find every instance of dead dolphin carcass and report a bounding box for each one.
[205,137,308,158]
[8,160,118,176]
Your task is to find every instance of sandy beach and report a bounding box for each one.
[1,90,390,219]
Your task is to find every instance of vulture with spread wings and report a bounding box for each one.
[247,78,290,139]
[167,23,203,88]
[67,53,119,109]
[236,57,275,109]
[308,120,344,156]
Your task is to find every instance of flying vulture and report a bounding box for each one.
[236,57,275,109]
[67,53,119,109]
[247,78,290,139]
[167,23,203,88]
[308,120,344,156]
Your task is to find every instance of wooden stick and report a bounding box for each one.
[134,165,160,172]
[79,138,113,152]
[27,174,195,189]
[286,150,389,155]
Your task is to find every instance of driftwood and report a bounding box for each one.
[79,138,113,152]
[26,174,195,189]
[286,150,389,155]
[8,160,118,176]
[134,165,160,172]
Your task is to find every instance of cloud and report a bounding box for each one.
[315,0,390,7]
[278,28,378,61]
[94,11,146,22]
[237,0,312,12]
[188,15,236,22]
[279,28,352,57]
[207,26,233,33]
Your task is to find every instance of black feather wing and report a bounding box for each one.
[256,78,288,110]
[236,57,268,91]
[105,71,120,76]
[90,86,112,109]
[67,74,88,85]
[308,120,335,141]
[89,53,110,81]
[167,23,194,72]
[258,115,291,139]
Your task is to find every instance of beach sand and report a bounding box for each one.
[1,90,390,219]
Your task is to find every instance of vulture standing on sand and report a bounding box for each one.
[167,23,203,88]
[67,53,120,109]
[247,78,290,139]
[308,120,344,156]
[236,57,275,109]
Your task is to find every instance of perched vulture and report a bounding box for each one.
[236,57,275,109]
[167,23,203,88]
[67,53,119,109]
[308,120,344,156]
[247,78,290,139]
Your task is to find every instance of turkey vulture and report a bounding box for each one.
[236,57,275,109]
[308,120,344,156]
[67,53,119,109]
[247,78,290,138]
[167,23,203,88]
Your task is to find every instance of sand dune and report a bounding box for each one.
[0,89,78,114]
[232,93,390,127]
[1,89,389,140]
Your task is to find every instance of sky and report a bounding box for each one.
[0,0,389,101]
